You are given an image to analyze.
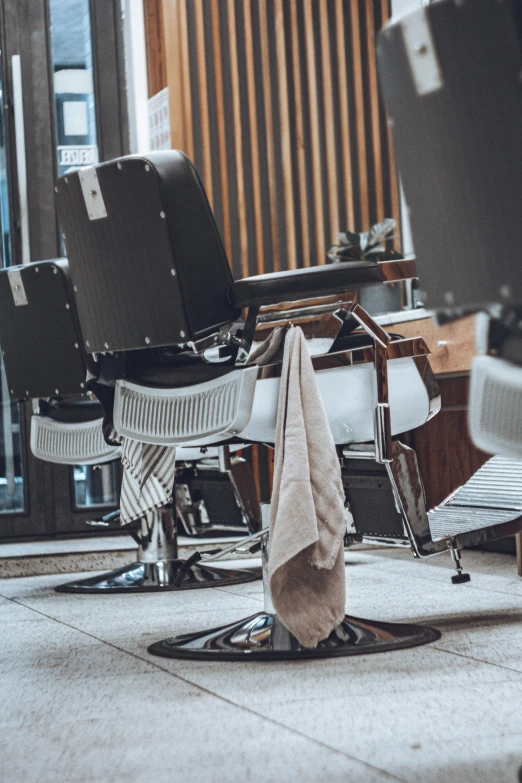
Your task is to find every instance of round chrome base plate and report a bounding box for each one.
[147,611,441,661]
[55,561,261,593]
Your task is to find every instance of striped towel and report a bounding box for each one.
[108,427,177,526]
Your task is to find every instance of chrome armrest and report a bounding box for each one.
[234,259,418,366]
[236,291,356,365]
[255,335,431,378]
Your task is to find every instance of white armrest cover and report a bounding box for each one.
[113,368,258,446]
[30,416,120,465]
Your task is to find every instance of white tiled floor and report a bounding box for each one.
[3,548,522,782]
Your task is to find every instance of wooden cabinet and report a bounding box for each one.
[404,375,489,509]
[387,313,476,376]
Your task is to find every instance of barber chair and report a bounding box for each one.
[0,259,258,593]
[56,150,522,658]
[0,257,120,473]
[373,0,522,553]
[47,150,442,660]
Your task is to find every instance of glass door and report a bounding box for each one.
[0,0,127,539]
[48,0,119,525]
[0,33,29,530]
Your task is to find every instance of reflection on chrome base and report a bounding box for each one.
[147,611,440,661]
[56,506,261,593]
[55,559,260,593]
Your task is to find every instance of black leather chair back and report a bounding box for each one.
[0,259,88,398]
[55,151,240,354]
[377,0,522,310]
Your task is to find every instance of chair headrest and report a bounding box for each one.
[55,151,240,354]
[0,259,88,399]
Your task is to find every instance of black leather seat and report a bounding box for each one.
[0,259,121,467]
[39,397,104,423]
[129,353,235,389]
[231,261,383,308]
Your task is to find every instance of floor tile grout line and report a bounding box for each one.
[359,561,493,589]
[353,562,522,669]
[360,560,522,601]
[1,593,406,783]
[214,586,264,602]
[430,643,522,674]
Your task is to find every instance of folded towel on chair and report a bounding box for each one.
[269,326,347,648]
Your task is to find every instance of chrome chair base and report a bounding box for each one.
[147,611,440,661]
[55,560,260,593]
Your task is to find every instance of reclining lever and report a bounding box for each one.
[199,528,269,562]
[86,509,121,527]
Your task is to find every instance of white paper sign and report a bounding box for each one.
[63,100,89,137]
[148,87,171,151]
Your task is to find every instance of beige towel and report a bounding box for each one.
[268,326,347,648]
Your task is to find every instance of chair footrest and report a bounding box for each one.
[428,455,522,541]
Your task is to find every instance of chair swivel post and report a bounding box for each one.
[56,501,259,593]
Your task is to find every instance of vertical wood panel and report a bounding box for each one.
[243,1,265,273]
[193,0,213,205]
[289,1,311,267]
[209,0,232,258]
[178,1,194,162]
[226,0,249,279]
[155,0,399,275]
[334,0,355,233]
[379,0,401,249]
[364,0,385,222]
[303,0,326,265]
[319,0,339,246]
[162,0,193,158]
[275,0,297,269]
[143,0,167,97]
[258,0,281,272]
[349,1,370,229]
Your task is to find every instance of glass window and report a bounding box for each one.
[49,0,118,513]
[0,49,11,268]
[0,41,24,514]
[49,0,99,178]
[73,462,119,509]
[0,363,24,513]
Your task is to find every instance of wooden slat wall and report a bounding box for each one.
[143,0,167,98]
[159,0,400,281]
